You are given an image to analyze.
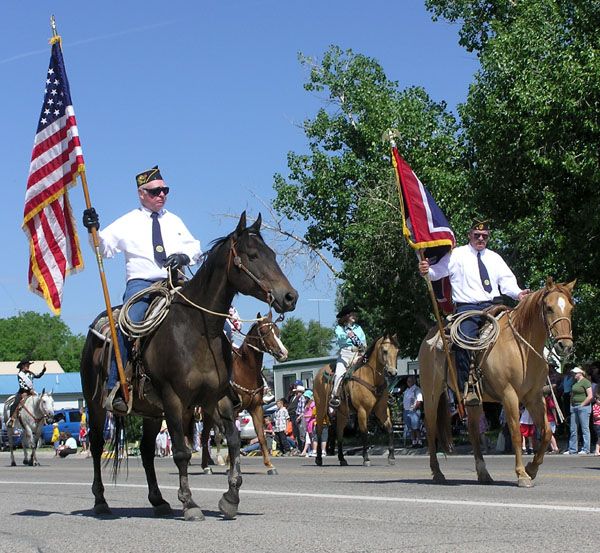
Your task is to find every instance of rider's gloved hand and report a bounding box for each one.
[82,208,100,232]
[163,253,190,270]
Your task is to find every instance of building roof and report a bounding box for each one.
[273,356,335,371]
[0,360,65,375]
[0,372,81,398]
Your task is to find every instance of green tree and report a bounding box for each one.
[274,46,469,356]
[280,317,334,361]
[0,311,85,372]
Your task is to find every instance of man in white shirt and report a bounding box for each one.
[82,166,202,413]
[403,375,423,448]
[418,220,529,406]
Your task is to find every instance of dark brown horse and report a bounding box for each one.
[80,212,297,520]
[313,335,400,467]
[419,278,574,487]
[201,311,288,475]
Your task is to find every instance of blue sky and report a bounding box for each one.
[3,1,478,342]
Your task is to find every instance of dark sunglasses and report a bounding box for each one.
[144,186,170,197]
[473,232,489,240]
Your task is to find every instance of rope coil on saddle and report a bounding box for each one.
[449,310,500,351]
[118,281,174,339]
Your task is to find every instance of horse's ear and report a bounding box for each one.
[564,279,577,293]
[249,213,262,233]
[234,211,247,237]
[41,387,45,395]
[546,276,555,289]
[256,312,262,319]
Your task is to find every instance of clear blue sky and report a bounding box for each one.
[3,1,478,340]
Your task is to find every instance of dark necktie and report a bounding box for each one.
[151,212,167,266]
[477,252,492,292]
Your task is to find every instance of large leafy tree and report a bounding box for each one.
[279,317,335,361]
[428,0,600,358]
[274,46,469,356]
[0,311,85,372]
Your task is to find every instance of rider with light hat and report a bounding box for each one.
[8,359,46,427]
[418,220,530,406]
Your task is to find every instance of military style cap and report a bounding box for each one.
[470,220,490,231]
[136,165,163,187]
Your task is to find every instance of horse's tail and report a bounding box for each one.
[435,391,453,454]
[109,414,128,481]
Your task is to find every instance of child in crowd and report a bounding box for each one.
[273,398,291,455]
[544,388,560,454]
[593,392,600,456]
[51,422,60,456]
[519,407,536,454]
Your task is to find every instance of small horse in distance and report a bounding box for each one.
[3,390,54,467]
[419,277,575,487]
[80,212,298,521]
[201,311,288,475]
[313,334,400,467]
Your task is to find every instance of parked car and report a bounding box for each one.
[1,426,23,449]
[238,402,277,444]
[41,408,85,445]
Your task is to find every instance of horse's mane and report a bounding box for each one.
[510,283,574,332]
[364,335,384,361]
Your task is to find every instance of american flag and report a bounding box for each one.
[22,38,84,315]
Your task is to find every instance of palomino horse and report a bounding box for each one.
[3,391,54,466]
[313,334,400,467]
[201,311,288,475]
[80,212,297,520]
[419,278,575,487]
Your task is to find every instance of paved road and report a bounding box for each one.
[0,448,598,553]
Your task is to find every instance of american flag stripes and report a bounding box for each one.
[22,38,84,315]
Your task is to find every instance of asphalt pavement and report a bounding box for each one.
[0,447,598,553]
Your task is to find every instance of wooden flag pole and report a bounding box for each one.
[50,16,129,405]
[385,129,463,418]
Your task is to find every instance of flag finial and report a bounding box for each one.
[49,15,61,46]
[382,128,400,147]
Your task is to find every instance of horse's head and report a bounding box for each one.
[250,312,289,362]
[542,277,576,358]
[228,212,298,313]
[39,389,55,423]
[377,334,400,376]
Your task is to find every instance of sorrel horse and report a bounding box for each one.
[3,391,54,467]
[419,278,575,487]
[80,212,298,520]
[201,311,288,475]
[313,335,400,467]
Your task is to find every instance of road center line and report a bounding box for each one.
[1,480,598,514]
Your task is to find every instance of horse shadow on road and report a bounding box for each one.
[14,508,263,520]
[337,478,517,487]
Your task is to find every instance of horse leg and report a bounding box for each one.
[315,422,323,466]
[22,428,33,466]
[162,398,203,522]
[200,413,214,474]
[337,411,348,467]
[503,392,532,487]
[374,400,395,465]
[217,397,242,519]
[8,430,16,467]
[524,394,550,481]
[357,407,370,467]
[466,405,493,484]
[88,404,111,515]
[249,406,276,475]
[140,418,173,517]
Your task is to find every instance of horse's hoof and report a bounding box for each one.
[315,457,323,467]
[525,462,538,480]
[432,473,447,484]
[363,460,371,467]
[216,455,226,466]
[340,459,348,467]
[267,468,278,475]
[388,458,396,466]
[202,467,213,475]
[517,477,534,488]
[10,461,16,467]
[153,502,173,517]
[22,459,29,465]
[183,506,205,521]
[218,495,238,520]
[477,474,494,484]
[93,502,112,516]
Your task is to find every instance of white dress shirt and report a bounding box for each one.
[403,384,423,412]
[428,244,523,303]
[98,207,202,283]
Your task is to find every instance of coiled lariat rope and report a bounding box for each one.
[449,310,500,351]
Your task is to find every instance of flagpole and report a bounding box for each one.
[50,16,130,406]
[385,130,464,418]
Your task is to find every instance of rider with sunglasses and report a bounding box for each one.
[418,220,529,406]
[82,165,202,414]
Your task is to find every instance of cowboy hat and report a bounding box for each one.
[16,359,33,369]
[336,304,358,319]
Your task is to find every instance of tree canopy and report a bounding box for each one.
[0,311,85,372]
[279,317,335,361]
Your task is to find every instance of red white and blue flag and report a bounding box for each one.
[391,145,455,312]
[22,38,84,315]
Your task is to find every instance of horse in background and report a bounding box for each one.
[419,277,575,487]
[313,334,400,467]
[201,311,288,475]
[3,390,54,466]
[80,212,298,521]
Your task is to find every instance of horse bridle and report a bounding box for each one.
[243,319,282,358]
[229,239,275,308]
[541,289,574,344]
[21,393,52,424]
